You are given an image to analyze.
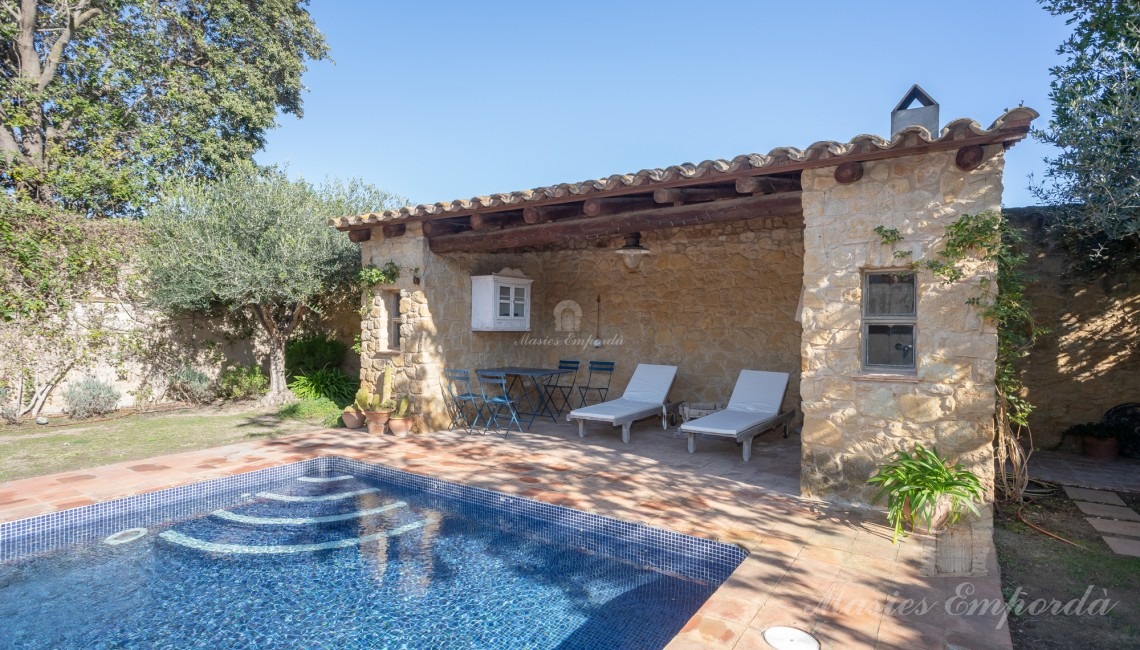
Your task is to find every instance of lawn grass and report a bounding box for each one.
[994,491,1140,650]
[0,405,324,483]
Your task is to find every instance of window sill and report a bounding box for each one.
[373,349,402,357]
[851,371,920,383]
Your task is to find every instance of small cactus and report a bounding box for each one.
[394,395,410,417]
[354,388,371,411]
[380,364,393,404]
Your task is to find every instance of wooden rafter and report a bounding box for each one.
[427,191,803,254]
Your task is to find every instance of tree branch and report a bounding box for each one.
[38,6,102,92]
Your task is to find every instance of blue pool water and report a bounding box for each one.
[0,461,744,649]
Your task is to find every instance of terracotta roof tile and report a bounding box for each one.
[331,107,1037,229]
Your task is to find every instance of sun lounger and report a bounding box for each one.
[680,370,793,461]
[567,363,677,443]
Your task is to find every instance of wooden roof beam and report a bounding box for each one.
[470,210,525,230]
[582,195,658,217]
[523,203,583,224]
[653,186,739,205]
[427,191,802,254]
[735,176,801,194]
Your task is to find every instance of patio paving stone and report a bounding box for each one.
[0,420,1013,649]
[1103,536,1140,557]
[1063,486,1126,505]
[1086,517,1140,538]
[1072,501,1140,521]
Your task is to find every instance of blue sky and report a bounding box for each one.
[258,0,1073,209]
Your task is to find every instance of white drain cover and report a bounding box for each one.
[103,528,148,545]
[762,626,820,650]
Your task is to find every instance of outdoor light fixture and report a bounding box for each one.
[616,232,650,270]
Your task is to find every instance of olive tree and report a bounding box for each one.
[1033,0,1140,270]
[144,164,399,402]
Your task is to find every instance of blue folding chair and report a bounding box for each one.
[542,359,580,417]
[476,370,524,436]
[443,368,483,433]
[576,361,615,407]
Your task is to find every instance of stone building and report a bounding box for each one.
[332,98,1036,506]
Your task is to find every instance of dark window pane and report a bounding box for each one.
[866,324,915,367]
[866,273,916,316]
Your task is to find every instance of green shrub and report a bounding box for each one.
[867,443,984,543]
[285,335,347,378]
[63,377,121,419]
[168,367,214,404]
[277,396,343,427]
[218,365,269,401]
[290,368,358,406]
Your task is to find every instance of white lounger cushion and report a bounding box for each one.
[680,370,791,461]
[680,409,781,436]
[727,370,788,414]
[568,364,678,442]
[680,370,789,437]
[620,364,678,404]
[567,398,663,425]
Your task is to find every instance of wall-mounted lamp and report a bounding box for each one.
[412,267,421,285]
[592,295,603,348]
[616,232,650,270]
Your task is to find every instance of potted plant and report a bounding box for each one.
[387,396,413,437]
[1065,422,1123,461]
[341,396,365,430]
[867,443,985,543]
[360,365,397,435]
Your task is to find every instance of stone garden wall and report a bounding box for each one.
[798,146,1006,505]
[1006,208,1140,447]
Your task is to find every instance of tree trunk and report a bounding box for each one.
[252,302,306,406]
[267,334,288,397]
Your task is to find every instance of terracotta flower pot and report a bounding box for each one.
[364,410,393,435]
[341,409,364,430]
[903,496,953,535]
[1082,436,1119,461]
[388,416,413,437]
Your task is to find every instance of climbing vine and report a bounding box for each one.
[0,200,140,417]
[877,212,1044,501]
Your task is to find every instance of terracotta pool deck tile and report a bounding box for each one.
[0,423,1014,650]
[54,474,98,484]
[875,616,946,650]
[126,463,171,472]
[675,613,746,649]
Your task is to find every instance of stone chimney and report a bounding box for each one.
[891,84,939,137]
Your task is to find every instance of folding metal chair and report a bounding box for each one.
[576,361,615,408]
[443,368,483,433]
[542,359,580,417]
[476,370,523,435]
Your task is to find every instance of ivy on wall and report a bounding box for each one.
[877,212,1044,501]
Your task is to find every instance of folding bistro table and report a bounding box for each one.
[477,366,573,429]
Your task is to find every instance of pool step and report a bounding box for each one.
[257,487,381,503]
[211,501,406,525]
[159,520,427,555]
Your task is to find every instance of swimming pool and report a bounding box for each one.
[0,457,746,649]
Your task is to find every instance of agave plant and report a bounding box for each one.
[867,443,985,543]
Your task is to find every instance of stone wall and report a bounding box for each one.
[1007,209,1140,447]
[798,147,1006,505]
[531,219,803,416]
[357,217,804,434]
[28,300,360,413]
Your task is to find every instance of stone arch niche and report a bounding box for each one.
[553,300,583,332]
